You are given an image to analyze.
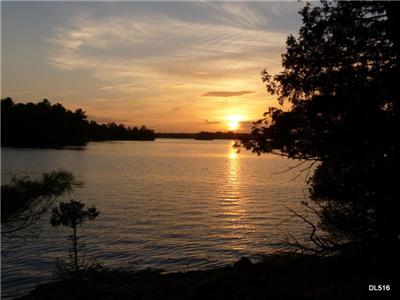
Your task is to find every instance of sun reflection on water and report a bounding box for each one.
[227,143,239,191]
[228,148,238,159]
[214,142,254,250]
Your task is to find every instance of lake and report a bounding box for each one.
[1,139,311,299]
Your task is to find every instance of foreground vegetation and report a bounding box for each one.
[20,246,399,300]
[1,171,79,236]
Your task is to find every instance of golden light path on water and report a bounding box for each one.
[2,140,312,299]
[217,142,254,252]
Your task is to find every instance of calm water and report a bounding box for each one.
[1,139,311,299]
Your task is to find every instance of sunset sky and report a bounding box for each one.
[2,1,303,132]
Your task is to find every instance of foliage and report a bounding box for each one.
[54,257,104,281]
[1,98,89,147]
[89,121,155,141]
[156,131,249,140]
[239,1,400,250]
[1,170,80,236]
[21,250,400,300]
[1,98,155,147]
[51,200,99,274]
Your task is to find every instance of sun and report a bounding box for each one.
[228,120,239,130]
[226,115,241,131]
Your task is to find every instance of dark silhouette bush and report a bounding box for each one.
[1,170,79,236]
[51,200,99,275]
[238,1,400,251]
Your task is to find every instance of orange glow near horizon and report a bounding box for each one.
[226,115,242,131]
[228,120,240,131]
[1,2,302,133]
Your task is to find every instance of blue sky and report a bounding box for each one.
[2,1,303,131]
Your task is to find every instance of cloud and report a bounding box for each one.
[46,9,288,85]
[202,90,256,97]
[48,91,76,98]
[204,2,268,30]
[99,83,136,90]
[205,119,221,125]
[40,2,298,132]
[172,106,184,111]
[239,120,255,129]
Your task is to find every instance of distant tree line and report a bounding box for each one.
[156,131,250,140]
[1,98,251,148]
[1,98,156,147]
[89,122,155,142]
[195,131,249,140]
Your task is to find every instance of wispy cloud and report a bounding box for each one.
[48,91,76,97]
[205,119,221,125]
[99,83,136,90]
[46,8,288,85]
[2,1,302,132]
[202,90,256,97]
[172,105,188,112]
[239,120,255,130]
[203,2,269,30]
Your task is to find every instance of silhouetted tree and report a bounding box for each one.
[88,121,155,141]
[51,200,99,274]
[1,98,89,147]
[1,170,80,236]
[1,98,156,146]
[239,1,400,251]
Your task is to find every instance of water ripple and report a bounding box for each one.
[2,140,311,299]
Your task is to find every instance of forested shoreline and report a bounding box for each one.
[1,98,250,148]
[156,131,249,140]
[1,98,156,147]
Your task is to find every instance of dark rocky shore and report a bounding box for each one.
[20,249,399,300]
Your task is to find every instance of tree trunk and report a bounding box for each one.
[73,225,78,274]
